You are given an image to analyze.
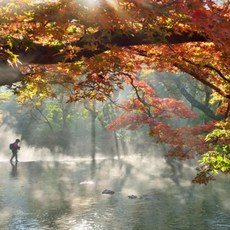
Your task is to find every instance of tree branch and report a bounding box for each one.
[12,29,207,65]
[170,75,224,120]
[174,64,230,99]
[0,64,25,86]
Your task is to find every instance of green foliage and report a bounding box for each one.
[203,119,230,172]
[200,151,230,174]
[193,118,230,184]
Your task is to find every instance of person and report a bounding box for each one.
[10,139,20,162]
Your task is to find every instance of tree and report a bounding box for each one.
[150,72,223,121]
[0,0,229,183]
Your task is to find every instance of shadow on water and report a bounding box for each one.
[0,156,230,230]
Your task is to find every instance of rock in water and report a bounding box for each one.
[102,189,115,194]
[128,195,138,199]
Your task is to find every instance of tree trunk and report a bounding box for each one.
[91,102,97,161]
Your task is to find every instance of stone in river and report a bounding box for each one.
[102,189,115,194]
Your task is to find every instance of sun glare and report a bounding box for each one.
[85,0,100,7]
[106,0,119,10]
[84,0,119,10]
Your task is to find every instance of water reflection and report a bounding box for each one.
[9,161,18,179]
[0,156,229,229]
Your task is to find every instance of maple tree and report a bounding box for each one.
[0,0,229,183]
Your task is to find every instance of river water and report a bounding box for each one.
[0,155,230,230]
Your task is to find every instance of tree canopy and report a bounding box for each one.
[0,0,229,183]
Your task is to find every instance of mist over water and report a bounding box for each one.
[0,116,162,163]
[0,72,229,229]
[1,121,230,229]
[1,121,229,229]
[1,145,230,229]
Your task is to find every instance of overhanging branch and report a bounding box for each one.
[0,28,207,87]
[11,29,207,65]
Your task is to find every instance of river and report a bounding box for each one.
[0,155,230,230]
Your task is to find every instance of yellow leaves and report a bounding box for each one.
[66,25,82,35]
[87,27,98,34]
[215,118,230,130]
[35,101,41,107]
[5,49,19,65]
[127,62,134,68]
[156,16,173,29]
[173,22,192,35]
[210,92,226,105]
[17,71,55,104]
[6,40,13,49]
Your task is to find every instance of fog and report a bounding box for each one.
[1,153,230,229]
[0,85,163,163]
[0,65,228,230]
[0,69,216,164]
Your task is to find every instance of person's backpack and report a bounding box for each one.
[9,143,14,150]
